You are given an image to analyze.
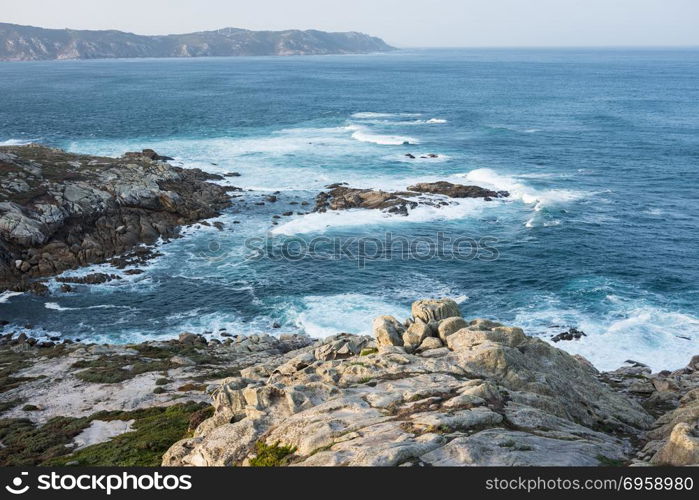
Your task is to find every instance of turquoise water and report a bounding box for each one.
[1,48,698,370]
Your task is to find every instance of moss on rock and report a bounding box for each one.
[248,441,297,467]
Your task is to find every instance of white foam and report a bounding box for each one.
[0,291,23,304]
[45,302,132,312]
[351,112,422,119]
[291,294,409,338]
[69,125,412,191]
[358,118,447,126]
[271,198,487,236]
[514,298,699,371]
[45,302,73,311]
[461,168,585,215]
[0,139,32,146]
[350,127,419,146]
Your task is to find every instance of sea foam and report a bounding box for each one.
[514,298,699,371]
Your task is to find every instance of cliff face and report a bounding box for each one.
[0,23,394,61]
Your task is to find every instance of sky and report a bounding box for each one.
[2,0,698,48]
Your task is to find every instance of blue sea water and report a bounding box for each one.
[1,48,698,370]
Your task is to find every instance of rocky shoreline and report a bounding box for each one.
[1,299,696,466]
[0,145,233,293]
[0,145,512,292]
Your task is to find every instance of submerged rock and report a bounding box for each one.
[552,327,587,342]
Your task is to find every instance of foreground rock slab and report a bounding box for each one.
[164,300,659,467]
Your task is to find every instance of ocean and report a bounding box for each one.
[1,48,698,371]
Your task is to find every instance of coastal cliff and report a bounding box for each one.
[0,23,394,61]
[0,299,696,466]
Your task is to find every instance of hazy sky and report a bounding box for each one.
[3,0,698,47]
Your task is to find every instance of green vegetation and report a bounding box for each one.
[71,355,176,383]
[21,404,39,411]
[155,378,170,386]
[360,347,379,356]
[0,398,23,413]
[69,343,223,384]
[131,344,216,365]
[0,402,211,466]
[0,349,34,393]
[0,416,93,466]
[248,441,297,467]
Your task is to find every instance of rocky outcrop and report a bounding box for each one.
[313,182,509,216]
[163,299,657,467]
[603,356,699,466]
[551,327,587,343]
[313,184,418,215]
[0,23,394,62]
[406,181,507,200]
[2,301,695,466]
[0,144,232,291]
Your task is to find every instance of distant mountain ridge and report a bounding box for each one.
[0,23,394,61]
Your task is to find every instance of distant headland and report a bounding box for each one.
[0,22,395,61]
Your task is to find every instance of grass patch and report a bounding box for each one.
[131,344,216,366]
[360,348,379,356]
[248,441,297,467]
[69,344,220,384]
[0,416,93,466]
[0,402,211,466]
[0,399,24,413]
[44,402,212,466]
[0,349,35,393]
[71,356,176,383]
